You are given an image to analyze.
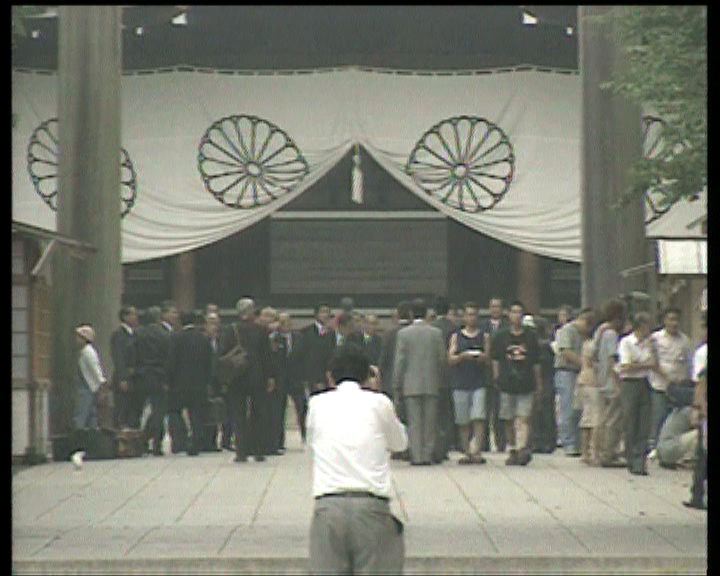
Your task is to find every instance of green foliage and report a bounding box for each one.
[11,6,43,46]
[12,6,45,129]
[597,6,706,209]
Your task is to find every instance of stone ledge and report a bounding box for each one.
[13,555,708,575]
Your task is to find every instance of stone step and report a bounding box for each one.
[13,555,707,575]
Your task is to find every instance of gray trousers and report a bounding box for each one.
[309,496,404,575]
[405,395,438,464]
[621,378,651,471]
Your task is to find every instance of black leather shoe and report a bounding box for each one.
[188,450,199,457]
[683,500,707,510]
[254,455,266,462]
[600,460,626,468]
[505,449,519,466]
[234,455,248,463]
[518,448,533,466]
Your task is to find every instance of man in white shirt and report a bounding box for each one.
[648,308,693,451]
[307,344,408,574]
[618,312,658,476]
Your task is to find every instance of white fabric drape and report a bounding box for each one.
[13,67,650,264]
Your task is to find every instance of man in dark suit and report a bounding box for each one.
[270,312,307,451]
[219,298,275,463]
[299,304,336,393]
[362,314,383,366]
[431,296,457,461]
[158,301,189,454]
[135,306,173,456]
[167,311,213,456]
[111,305,139,429]
[335,311,365,349]
[480,297,509,452]
[202,311,223,452]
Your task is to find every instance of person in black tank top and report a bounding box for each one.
[448,302,489,465]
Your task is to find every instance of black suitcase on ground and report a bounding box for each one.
[51,434,75,462]
[85,428,118,460]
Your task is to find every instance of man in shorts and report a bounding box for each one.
[491,301,542,466]
[448,302,488,464]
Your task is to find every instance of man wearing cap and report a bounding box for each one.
[308,344,407,574]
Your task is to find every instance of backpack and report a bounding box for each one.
[217,323,249,385]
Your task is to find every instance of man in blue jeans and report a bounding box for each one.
[554,308,594,456]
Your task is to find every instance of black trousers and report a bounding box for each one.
[532,379,557,452]
[168,411,188,452]
[182,398,205,453]
[145,384,167,451]
[621,377,652,472]
[228,385,270,458]
[114,389,131,429]
[690,422,707,505]
[114,383,145,430]
[483,384,506,452]
[277,383,307,449]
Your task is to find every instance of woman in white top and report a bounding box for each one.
[71,325,107,468]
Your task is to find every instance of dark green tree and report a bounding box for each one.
[598,6,706,209]
[12,6,44,48]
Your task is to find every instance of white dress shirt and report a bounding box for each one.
[79,344,107,393]
[693,343,707,382]
[618,332,654,380]
[307,380,408,499]
[649,329,692,391]
[121,322,134,336]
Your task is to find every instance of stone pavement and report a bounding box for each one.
[13,430,706,574]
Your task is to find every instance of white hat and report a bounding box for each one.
[75,325,95,343]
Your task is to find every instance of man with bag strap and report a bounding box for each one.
[219,298,275,463]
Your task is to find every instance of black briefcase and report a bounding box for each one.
[51,434,75,462]
[85,428,118,460]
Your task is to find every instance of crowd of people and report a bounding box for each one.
[70,294,707,509]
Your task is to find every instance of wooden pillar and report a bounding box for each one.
[516,249,541,315]
[52,6,122,433]
[579,6,646,309]
[172,251,196,312]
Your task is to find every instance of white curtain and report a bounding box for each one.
[14,67,591,263]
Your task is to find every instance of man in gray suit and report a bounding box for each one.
[393,298,447,465]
